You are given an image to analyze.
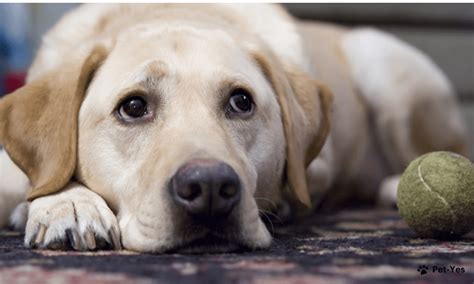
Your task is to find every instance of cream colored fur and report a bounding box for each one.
[0,4,468,252]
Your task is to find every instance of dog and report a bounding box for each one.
[0,4,468,253]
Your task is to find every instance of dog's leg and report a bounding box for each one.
[377,175,401,209]
[341,29,468,207]
[305,140,336,209]
[341,28,469,173]
[25,182,121,250]
[0,148,30,228]
[9,202,30,231]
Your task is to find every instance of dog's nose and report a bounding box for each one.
[170,160,241,219]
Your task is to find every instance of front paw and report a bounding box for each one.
[25,183,121,251]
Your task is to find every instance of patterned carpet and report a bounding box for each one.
[0,209,473,284]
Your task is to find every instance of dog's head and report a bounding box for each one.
[0,26,332,252]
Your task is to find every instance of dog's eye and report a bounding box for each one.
[228,88,253,114]
[119,96,148,119]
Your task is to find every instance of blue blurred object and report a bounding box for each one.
[0,9,7,95]
[0,4,32,95]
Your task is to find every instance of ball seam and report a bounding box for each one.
[417,161,456,234]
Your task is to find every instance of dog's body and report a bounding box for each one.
[0,4,468,252]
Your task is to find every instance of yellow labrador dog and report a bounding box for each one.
[0,4,468,252]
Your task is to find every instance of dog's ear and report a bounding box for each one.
[251,49,333,208]
[0,45,110,201]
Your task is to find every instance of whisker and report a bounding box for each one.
[258,209,282,223]
[254,197,277,210]
[258,210,275,235]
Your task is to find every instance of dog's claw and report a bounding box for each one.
[84,229,97,250]
[66,228,83,251]
[108,227,122,250]
[33,224,47,248]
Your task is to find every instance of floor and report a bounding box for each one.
[0,209,473,284]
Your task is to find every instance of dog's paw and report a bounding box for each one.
[25,183,121,251]
[9,202,29,231]
[377,175,400,209]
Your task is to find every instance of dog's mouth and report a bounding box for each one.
[168,233,248,254]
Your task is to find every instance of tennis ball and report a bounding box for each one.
[397,151,474,239]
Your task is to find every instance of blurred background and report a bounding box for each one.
[0,3,473,156]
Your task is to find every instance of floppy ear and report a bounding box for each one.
[251,50,333,208]
[0,46,109,201]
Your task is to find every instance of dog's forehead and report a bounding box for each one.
[110,27,254,80]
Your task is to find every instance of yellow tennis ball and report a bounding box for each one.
[397,151,474,239]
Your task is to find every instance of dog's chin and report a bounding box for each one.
[168,234,248,254]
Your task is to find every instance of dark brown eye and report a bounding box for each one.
[119,96,148,119]
[229,88,253,114]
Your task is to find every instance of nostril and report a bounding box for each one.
[178,183,202,201]
[220,183,238,199]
